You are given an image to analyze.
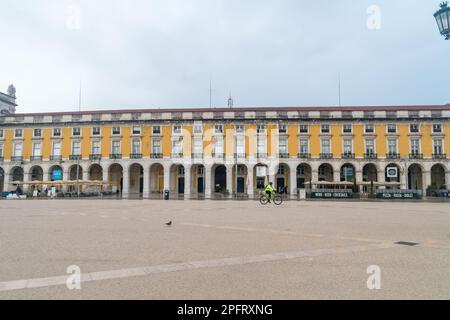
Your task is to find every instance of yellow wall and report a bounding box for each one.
[331,124,342,157]
[375,124,386,155]
[23,129,32,160]
[3,129,13,160]
[101,127,111,157]
[288,125,298,157]
[142,126,151,156]
[162,126,172,157]
[81,127,91,157]
[42,128,52,159]
[309,125,320,156]
[353,124,364,157]
[398,124,409,157]
[421,124,432,157]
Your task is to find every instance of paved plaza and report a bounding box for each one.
[0,199,449,300]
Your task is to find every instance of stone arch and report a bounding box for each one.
[318,163,333,182]
[408,163,423,191]
[340,163,356,182]
[108,163,123,194]
[431,164,446,189]
[296,163,312,189]
[88,164,103,181]
[129,163,144,196]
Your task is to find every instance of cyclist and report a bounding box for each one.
[264,182,275,203]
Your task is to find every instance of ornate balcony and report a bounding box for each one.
[212,153,225,159]
[11,156,23,162]
[234,153,246,160]
[320,153,333,159]
[192,153,204,159]
[433,153,447,160]
[298,153,311,159]
[30,156,43,161]
[409,153,423,160]
[171,153,183,159]
[256,153,268,159]
[90,154,102,160]
[150,153,163,159]
[50,155,62,161]
[110,153,122,160]
[386,153,400,159]
[364,153,378,160]
[69,155,82,161]
[278,153,290,159]
[342,153,355,159]
[130,153,142,159]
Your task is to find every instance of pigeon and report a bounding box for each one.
[165,221,172,226]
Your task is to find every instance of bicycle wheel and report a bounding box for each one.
[273,195,283,205]
[259,195,269,205]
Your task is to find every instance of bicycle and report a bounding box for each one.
[259,191,283,205]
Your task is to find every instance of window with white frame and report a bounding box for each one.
[257,136,266,155]
[173,125,182,135]
[365,139,375,154]
[132,139,141,154]
[321,139,330,154]
[235,136,245,156]
[278,124,287,134]
[172,139,183,155]
[343,139,353,154]
[111,141,121,155]
[53,128,62,137]
[52,141,61,156]
[214,135,224,155]
[112,127,121,135]
[153,126,161,135]
[132,126,141,135]
[152,139,161,154]
[256,125,266,134]
[13,142,23,157]
[278,136,288,154]
[34,129,42,137]
[194,124,203,134]
[410,124,419,133]
[235,125,245,134]
[410,139,420,155]
[193,137,203,155]
[91,140,101,155]
[321,125,330,134]
[387,124,397,133]
[72,141,81,155]
[433,139,443,155]
[365,124,374,133]
[214,125,224,134]
[32,142,42,157]
[299,139,309,154]
[73,127,81,136]
[343,124,352,134]
[15,129,23,138]
[387,139,397,154]
[92,127,101,136]
[299,125,308,134]
[433,124,442,133]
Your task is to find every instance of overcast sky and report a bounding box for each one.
[0,0,448,113]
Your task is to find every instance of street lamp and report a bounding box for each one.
[434,2,450,40]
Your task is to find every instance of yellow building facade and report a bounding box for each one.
[0,105,449,199]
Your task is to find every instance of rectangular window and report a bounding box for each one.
[365,124,374,133]
[433,124,442,133]
[15,129,23,138]
[91,140,101,155]
[299,139,309,154]
[343,139,353,154]
[13,142,23,157]
[235,125,245,134]
[132,126,141,135]
[214,125,223,134]
[92,127,101,136]
[173,125,182,134]
[194,124,203,134]
[235,136,245,156]
[33,129,42,137]
[278,124,287,134]
[410,139,420,155]
[132,139,141,154]
[365,139,375,154]
[343,124,352,134]
[387,124,397,133]
[278,136,288,154]
[53,128,62,137]
[172,139,182,155]
[388,139,397,154]
[72,141,81,155]
[321,139,330,154]
[299,125,308,133]
[52,142,61,156]
[33,142,42,156]
[256,125,266,134]
[214,136,224,154]
[112,141,121,154]
[193,137,203,154]
[321,125,330,134]
[433,139,443,155]
[410,124,419,133]
[112,127,121,135]
[72,127,81,136]
[152,139,161,154]
[153,126,161,135]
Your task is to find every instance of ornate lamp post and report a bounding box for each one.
[434,2,450,40]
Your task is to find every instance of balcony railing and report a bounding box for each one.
[433,153,447,160]
[386,153,400,159]
[171,153,183,159]
[364,153,378,160]
[278,153,290,159]
[11,156,23,161]
[50,155,62,161]
[409,153,423,160]
[212,153,225,159]
[192,153,204,159]
[110,153,122,160]
[234,153,246,160]
[150,153,163,159]
[130,153,142,159]
[298,153,311,159]
[320,153,333,159]
[30,156,43,161]
[342,153,355,159]
[70,155,82,161]
[256,153,268,159]
[90,154,102,160]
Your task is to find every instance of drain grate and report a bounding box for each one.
[395,241,419,246]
